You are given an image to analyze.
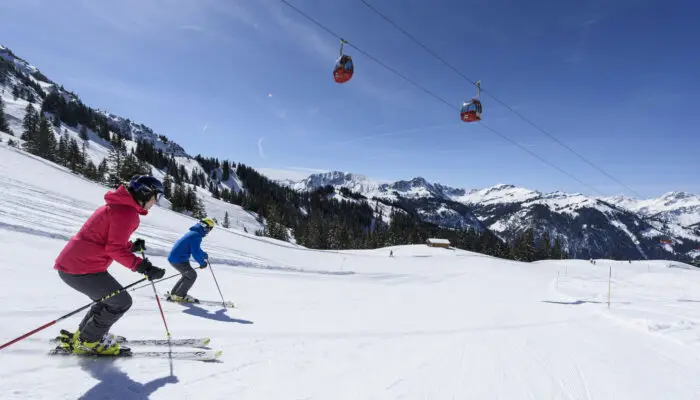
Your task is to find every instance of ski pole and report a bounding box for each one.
[151,280,171,338]
[129,265,208,293]
[141,251,171,339]
[0,277,148,351]
[206,259,228,308]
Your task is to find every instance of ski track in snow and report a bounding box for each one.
[2,145,700,398]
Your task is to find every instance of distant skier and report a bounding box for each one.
[53,175,166,356]
[165,217,215,303]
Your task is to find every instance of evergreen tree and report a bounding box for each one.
[538,231,552,260]
[170,183,188,212]
[220,188,230,202]
[222,160,230,181]
[0,97,12,134]
[97,159,109,183]
[98,122,110,141]
[119,153,149,181]
[57,133,69,165]
[67,137,84,173]
[192,198,207,219]
[551,237,565,259]
[21,104,39,152]
[514,229,536,262]
[163,174,173,199]
[107,140,127,187]
[79,125,89,141]
[83,160,99,181]
[222,211,230,228]
[81,140,89,170]
[35,114,57,160]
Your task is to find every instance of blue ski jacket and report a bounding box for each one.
[168,223,209,266]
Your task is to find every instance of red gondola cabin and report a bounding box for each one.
[333,54,354,84]
[460,99,482,122]
[461,80,483,122]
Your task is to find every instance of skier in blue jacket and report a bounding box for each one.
[165,217,215,303]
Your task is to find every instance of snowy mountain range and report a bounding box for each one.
[603,192,700,229]
[273,171,700,261]
[1,43,697,262]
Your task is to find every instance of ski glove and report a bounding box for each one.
[136,258,165,281]
[131,238,146,253]
[199,260,208,269]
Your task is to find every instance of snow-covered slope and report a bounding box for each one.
[3,140,700,399]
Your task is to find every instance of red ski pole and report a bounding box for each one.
[0,277,148,351]
[141,250,171,338]
[150,280,171,338]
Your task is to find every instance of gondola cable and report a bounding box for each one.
[278,0,603,196]
[356,0,644,199]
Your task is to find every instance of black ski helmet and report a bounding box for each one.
[128,175,165,204]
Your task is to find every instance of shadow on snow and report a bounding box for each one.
[77,356,178,399]
[179,303,254,324]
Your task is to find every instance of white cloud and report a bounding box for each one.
[287,166,330,173]
[63,76,167,105]
[313,122,462,150]
[255,166,330,182]
[257,137,266,159]
[78,0,250,43]
[180,25,206,32]
[252,0,411,106]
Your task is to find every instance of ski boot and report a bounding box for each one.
[71,330,127,356]
[165,291,199,304]
[56,329,126,347]
[55,329,78,350]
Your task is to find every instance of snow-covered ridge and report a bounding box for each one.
[1,44,186,160]
[290,171,385,195]
[603,191,700,227]
[274,169,700,260]
[99,110,189,158]
[0,44,51,83]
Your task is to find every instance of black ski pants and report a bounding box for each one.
[170,261,197,297]
[58,270,133,342]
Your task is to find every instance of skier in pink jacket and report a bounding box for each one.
[54,175,166,355]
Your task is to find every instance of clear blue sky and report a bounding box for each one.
[1,0,698,198]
